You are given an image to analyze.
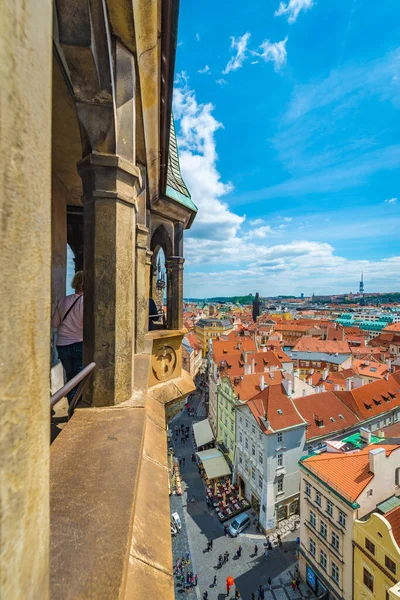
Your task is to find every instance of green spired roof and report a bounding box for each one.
[166,117,198,213]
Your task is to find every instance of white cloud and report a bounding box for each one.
[195,33,200,42]
[275,0,314,23]
[173,75,244,242]
[216,78,228,86]
[177,41,183,47]
[249,218,264,226]
[198,65,210,75]
[251,225,273,238]
[385,197,398,204]
[254,37,288,71]
[283,216,292,222]
[223,32,251,74]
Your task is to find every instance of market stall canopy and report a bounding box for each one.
[193,419,214,448]
[196,449,231,480]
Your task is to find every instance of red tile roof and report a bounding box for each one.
[335,374,400,421]
[293,391,360,440]
[233,371,283,401]
[384,505,400,546]
[212,338,257,361]
[353,358,388,379]
[383,322,400,333]
[302,445,400,502]
[293,337,351,354]
[246,384,305,434]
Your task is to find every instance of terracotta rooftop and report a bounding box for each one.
[336,373,400,421]
[246,384,305,434]
[301,445,400,503]
[216,350,284,378]
[294,391,360,440]
[385,504,400,546]
[383,322,400,333]
[293,337,351,354]
[233,371,283,401]
[212,337,256,360]
[353,358,388,379]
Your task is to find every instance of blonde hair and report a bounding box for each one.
[71,270,84,293]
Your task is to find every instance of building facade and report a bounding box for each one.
[299,445,400,600]
[216,376,237,465]
[195,318,234,356]
[353,509,400,600]
[235,387,306,531]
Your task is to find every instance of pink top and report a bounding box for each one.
[52,293,84,346]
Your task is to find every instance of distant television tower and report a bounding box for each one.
[359,271,364,295]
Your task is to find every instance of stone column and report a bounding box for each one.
[78,154,141,407]
[166,257,185,330]
[135,224,149,353]
[0,0,52,597]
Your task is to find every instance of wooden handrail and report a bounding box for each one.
[50,362,96,418]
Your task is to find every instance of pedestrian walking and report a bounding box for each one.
[213,575,217,586]
[296,578,300,590]
[238,545,242,558]
[182,456,185,465]
[195,574,198,586]
[264,550,269,560]
[267,577,272,590]
[252,593,256,600]
[235,589,240,598]
[277,533,282,548]
[203,592,208,600]
[226,582,231,596]
[254,544,258,556]
[291,579,296,590]
[210,538,213,550]
[224,524,229,536]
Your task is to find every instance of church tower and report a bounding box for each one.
[155,256,166,311]
[252,292,261,322]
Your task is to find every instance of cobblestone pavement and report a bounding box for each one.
[169,377,316,600]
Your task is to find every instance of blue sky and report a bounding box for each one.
[173,0,400,298]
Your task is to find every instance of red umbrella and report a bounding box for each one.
[226,576,234,586]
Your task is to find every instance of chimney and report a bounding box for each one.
[387,359,392,371]
[322,367,329,380]
[369,447,386,474]
[264,365,270,373]
[237,342,241,350]
[334,384,339,391]
[243,352,248,364]
[287,379,293,396]
[244,363,251,376]
[384,373,389,381]
[260,375,265,391]
[307,376,313,385]
[320,384,325,392]
[251,358,256,374]
[302,389,307,397]
[263,346,267,353]
[346,379,352,391]
[270,372,275,379]
[309,368,315,375]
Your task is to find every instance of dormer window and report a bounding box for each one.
[364,403,372,410]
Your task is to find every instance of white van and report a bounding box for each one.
[228,512,250,537]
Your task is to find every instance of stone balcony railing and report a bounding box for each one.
[50,328,195,600]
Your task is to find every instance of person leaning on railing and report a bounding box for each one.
[52,271,84,405]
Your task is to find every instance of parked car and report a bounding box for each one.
[171,512,182,532]
[228,512,250,537]
[170,520,178,536]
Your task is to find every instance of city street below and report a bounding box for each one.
[169,375,317,600]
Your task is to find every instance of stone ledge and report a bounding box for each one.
[50,407,145,600]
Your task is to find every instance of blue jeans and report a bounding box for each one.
[57,342,83,403]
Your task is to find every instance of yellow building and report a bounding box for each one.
[354,503,400,600]
[194,318,234,356]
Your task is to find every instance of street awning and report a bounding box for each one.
[196,449,231,480]
[193,419,214,448]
